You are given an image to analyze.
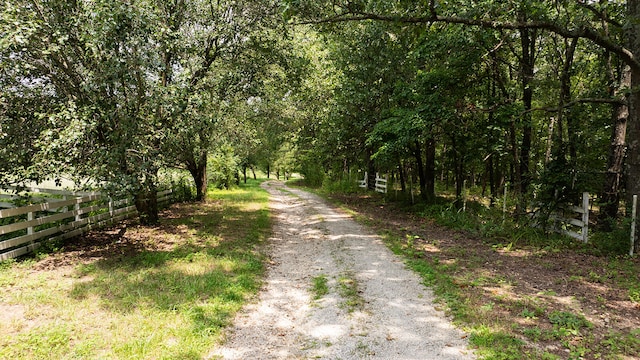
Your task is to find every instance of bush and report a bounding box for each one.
[299,162,325,187]
[158,169,195,202]
[589,218,633,256]
[321,176,362,194]
[209,148,238,189]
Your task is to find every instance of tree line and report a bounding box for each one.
[3,0,640,245]
[286,0,640,239]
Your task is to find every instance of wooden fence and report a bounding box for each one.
[374,173,388,194]
[0,187,174,261]
[532,192,590,243]
[358,172,368,189]
[356,172,388,194]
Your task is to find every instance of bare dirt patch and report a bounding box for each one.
[30,202,214,272]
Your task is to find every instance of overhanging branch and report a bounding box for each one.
[295,11,640,71]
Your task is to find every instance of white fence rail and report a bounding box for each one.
[358,172,368,189]
[532,192,590,243]
[375,173,388,194]
[356,172,388,194]
[0,188,174,261]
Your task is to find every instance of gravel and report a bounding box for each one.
[207,181,476,360]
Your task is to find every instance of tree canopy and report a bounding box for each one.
[3,0,640,247]
[1,0,298,223]
[284,0,639,232]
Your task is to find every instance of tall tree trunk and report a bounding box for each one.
[490,155,497,206]
[425,137,436,202]
[563,39,579,163]
[134,174,159,225]
[519,26,537,198]
[412,141,427,200]
[509,118,520,197]
[188,151,208,202]
[450,136,465,209]
[601,99,629,226]
[626,0,640,254]
[545,117,556,164]
[454,157,464,209]
[398,159,406,193]
[600,62,630,228]
[556,38,579,164]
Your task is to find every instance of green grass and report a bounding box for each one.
[311,274,329,300]
[337,271,364,312]
[0,179,270,359]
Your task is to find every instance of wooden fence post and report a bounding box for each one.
[27,211,34,235]
[74,201,81,222]
[581,192,589,243]
[631,195,638,256]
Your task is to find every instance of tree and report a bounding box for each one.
[1,0,289,223]
[160,0,292,200]
[1,0,172,223]
[287,1,640,233]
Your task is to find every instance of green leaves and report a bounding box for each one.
[0,0,296,218]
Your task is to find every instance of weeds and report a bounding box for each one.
[548,311,592,335]
[337,271,364,312]
[311,274,329,300]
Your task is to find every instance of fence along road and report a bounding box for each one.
[0,187,173,261]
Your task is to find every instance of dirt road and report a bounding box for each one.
[208,181,475,359]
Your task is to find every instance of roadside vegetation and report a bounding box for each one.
[294,179,640,360]
[0,179,269,359]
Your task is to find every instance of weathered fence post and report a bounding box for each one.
[357,172,368,189]
[374,173,388,194]
[74,200,81,222]
[27,211,34,235]
[581,192,589,243]
[631,195,638,256]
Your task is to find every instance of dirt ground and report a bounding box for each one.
[329,192,640,359]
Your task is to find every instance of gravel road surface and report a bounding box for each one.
[208,181,475,360]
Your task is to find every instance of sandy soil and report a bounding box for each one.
[207,181,475,360]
